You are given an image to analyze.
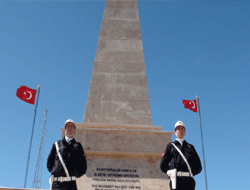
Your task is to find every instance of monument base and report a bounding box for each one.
[62,124,172,190]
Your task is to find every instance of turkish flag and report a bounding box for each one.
[16,86,37,104]
[182,99,197,112]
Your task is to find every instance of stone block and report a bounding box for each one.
[103,8,139,21]
[92,61,146,75]
[83,99,152,125]
[105,0,138,10]
[97,39,143,51]
[87,83,149,101]
[94,50,144,62]
[89,72,148,87]
[100,20,141,39]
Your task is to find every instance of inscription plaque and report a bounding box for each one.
[91,168,141,190]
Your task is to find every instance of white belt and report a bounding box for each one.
[52,175,76,182]
[177,171,190,177]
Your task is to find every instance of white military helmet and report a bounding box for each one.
[65,119,75,128]
[174,121,185,130]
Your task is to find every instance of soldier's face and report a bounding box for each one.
[65,122,75,137]
[175,125,186,138]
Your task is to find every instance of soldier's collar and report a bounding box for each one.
[65,136,73,143]
[176,138,185,146]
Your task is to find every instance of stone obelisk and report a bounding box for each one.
[62,0,173,189]
[83,0,152,126]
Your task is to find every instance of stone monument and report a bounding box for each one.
[62,0,173,189]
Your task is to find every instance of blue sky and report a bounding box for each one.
[1,0,250,190]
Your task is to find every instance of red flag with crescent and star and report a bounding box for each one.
[182,99,197,112]
[16,86,37,105]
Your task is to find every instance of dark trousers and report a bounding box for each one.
[170,177,196,190]
[52,181,77,190]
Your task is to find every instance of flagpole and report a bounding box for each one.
[196,95,208,190]
[24,85,41,188]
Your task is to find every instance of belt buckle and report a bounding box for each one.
[58,176,63,182]
[179,171,182,177]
